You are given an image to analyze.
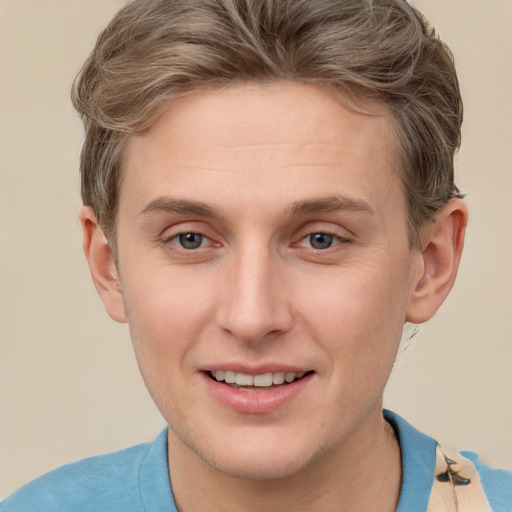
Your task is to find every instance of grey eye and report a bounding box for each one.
[178,233,204,249]
[309,233,334,249]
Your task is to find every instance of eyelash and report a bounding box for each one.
[161,230,351,254]
[162,231,214,252]
[298,231,351,250]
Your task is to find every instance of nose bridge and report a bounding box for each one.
[218,238,291,343]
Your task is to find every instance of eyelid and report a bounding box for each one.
[292,221,354,246]
[162,230,212,246]
[296,232,347,250]
[159,222,223,256]
[160,219,214,239]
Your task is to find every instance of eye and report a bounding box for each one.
[171,232,209,250]
[293,229,351,252]
[308,233,337,250]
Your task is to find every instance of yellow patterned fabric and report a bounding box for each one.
[427,444,492,512]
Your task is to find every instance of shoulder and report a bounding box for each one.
[0,430,169,512]
[384,410,512,512]
[461,450,512,510]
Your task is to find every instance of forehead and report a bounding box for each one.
[121,82,403,222]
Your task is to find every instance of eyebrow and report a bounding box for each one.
[139,197,221,217]
[139,194,375,218]
[289,195,375,216]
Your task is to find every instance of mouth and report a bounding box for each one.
[206,370,314,390]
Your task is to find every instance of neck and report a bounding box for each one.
[168,405,402,512]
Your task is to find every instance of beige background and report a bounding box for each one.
[0,0,511,499]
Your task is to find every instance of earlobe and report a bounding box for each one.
[79,206,127,323]
[406,199,468,324]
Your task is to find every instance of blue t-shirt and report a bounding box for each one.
[1,411,511,511]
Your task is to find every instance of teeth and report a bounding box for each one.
[236,373,254,386]
[284,372,296,383]
[253,373,273,387]
[272,372,285,385]
[224,371,236,384]
[210,370,308,386]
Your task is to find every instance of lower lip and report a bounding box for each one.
[201,372,314,414]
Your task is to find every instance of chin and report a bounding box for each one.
[204,449,313,481]
[176,424,328,482]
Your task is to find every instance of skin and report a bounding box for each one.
[80,82,467,511]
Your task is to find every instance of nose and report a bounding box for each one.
[216,243,293,345]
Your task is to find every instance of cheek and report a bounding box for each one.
[121,268,217,365]
[121,271,217,421]
[300,271,408,414]
[297,258,412,367]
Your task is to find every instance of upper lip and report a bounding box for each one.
[201,363,312,375]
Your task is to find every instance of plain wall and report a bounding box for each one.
[1,0,511,498]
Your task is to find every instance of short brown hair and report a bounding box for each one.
[72,0,463,249]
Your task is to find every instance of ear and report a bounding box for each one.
[406,199,468,324]
[79,206,127,323]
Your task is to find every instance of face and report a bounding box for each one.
[114,83,424,480]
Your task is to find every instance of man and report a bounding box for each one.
[1,0,511,510]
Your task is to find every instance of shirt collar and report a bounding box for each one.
[384,410,438,511]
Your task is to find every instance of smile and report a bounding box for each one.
[207,370,312,389]
[202,369,315,413]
